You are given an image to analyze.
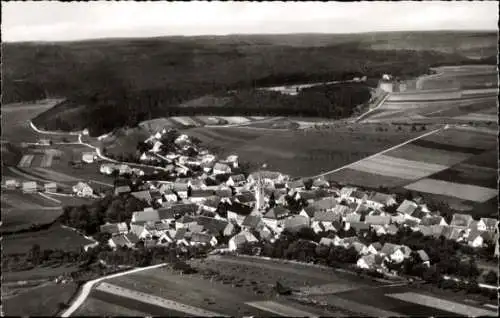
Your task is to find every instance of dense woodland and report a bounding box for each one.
[4,32,496,135]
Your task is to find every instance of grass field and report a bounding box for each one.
[1,207,63,232]
[187,124,422,177]
[75,296,150,316]
[2,282,78,317]
[2,224,94,254]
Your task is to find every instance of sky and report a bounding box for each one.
[2,1,498,42]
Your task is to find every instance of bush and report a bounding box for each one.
[484,270,498,285]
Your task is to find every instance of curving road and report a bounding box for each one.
[60,263,167,317]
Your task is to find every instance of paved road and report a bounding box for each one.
[60,263,168,317]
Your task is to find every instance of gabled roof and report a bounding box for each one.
[421,216,446,226]
[419,225,433,237]
[332,204,352,216]
[157,207,176,220]
[310,197,337,211]
[351,242,367,253]
[191,189,215,198]
[303,206,317,218]
[370,242,383,251]
[228,202,253,216]
[177,215,196,224]
[131,190,153,203]
[381,243,402,255]
[125,232,140,244]
[386,224,399,235]
[242,215,263,229]
[342,236,361,246]
[431,225,446,238]
[403,219,419,228]
[215,188,232,197]
[479,218,499,231]
[450,213,473,227]
[416,249,430,262]
[213,162,231,171]
[288,179,305,189]
[365,215,391,225]
[191,232,213,244]
[155,222,170,231]
[368,192,396,205]
[100,222,128,235]
[235,192,255,204]
[410,207,427,219]
[264,206,290,220]
[314,210,341,222]
[110,235,131,248]
[313,177,330,188]
[345,213,361,223]
[229,174,246,182]
[132,209,160,223]
[115,185,131,194]
[170,203,198,215]
[249,170,284,181]
[130,224,149,237]
[284,215,309,232]
[397,200,418,215]
[350,222,370,232]
[202,196,221,209]
[467,228,485,242]
[351,190,367,200]
[174,228,188,240]
[196,216,228,235]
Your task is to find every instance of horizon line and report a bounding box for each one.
[4,29,498,44]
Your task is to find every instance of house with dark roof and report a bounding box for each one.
[380,243,405,263]
[108,234,135,249]
[397,200,418,215]
[196,216,228,236]
[191,233,218,247]
[213,162,232,175]
[287,179,305,190]
[228,231,259,251]
[100,222,128,236]
[131,190,153,204]
[176,215,197,230]
[227,202,253,226]
[234,192,256,206]
[467,229,486,248]
[314,210,342,223]
[241,215,264,231]
[263,206,291,230]
[284,215,309,233]
[190,189,216,203]
[309,196,337,211]
[421,216,448,226]
[350,222,370,234]
[348,190,368,205]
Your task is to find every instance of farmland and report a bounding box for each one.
[2,282,79,317]
[187,123,424,177]
[3,224,94,254]
[74,255,496,317]
[324,125,498,216]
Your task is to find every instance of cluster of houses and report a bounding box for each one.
[5,179,58,193]
[92,128,500,274]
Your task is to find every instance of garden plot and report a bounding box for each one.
[171,116,200,127]
[1,206,62,232]
[462,149,498,169]
[384,144,473,166]
[18,154,35,168]
[348,154,449,180]
[453,113,497,122]
[404,179,498,203]
[74,297,149,317]
[219,117,251,124]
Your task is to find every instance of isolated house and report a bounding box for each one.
[5,179,20,189]
[82,152,97,163]
[44,182,57,193]
[22,181,38,193]
[72,182,93,197]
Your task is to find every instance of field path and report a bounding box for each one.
[60,263,167,317]
[311,125,446,179]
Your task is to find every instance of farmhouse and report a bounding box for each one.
[72,182,93,197]
[114,185,131,196]
[44,182,57,193]
[263,206,291,230]
[5,179,20,189]
[82,152,97,163]
[477,218,499,233]
[227,202,253,226]
[22,181,38,193]
[228,231,259,251]
[100,163,117,175]
[131,190,153,204]
[357,254,386,270]
[284,215,309,233]
[241,215,264,231]
[191,233,218,247]
[131,208,160,224]
[366,192,397,209]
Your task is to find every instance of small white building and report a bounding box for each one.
[82,152,97,164]
[22,181,38,193]
[72,182,93,197]
[5,179,20,189]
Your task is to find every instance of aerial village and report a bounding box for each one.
[6,127,499,277]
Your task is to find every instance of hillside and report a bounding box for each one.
[4,32,497,135]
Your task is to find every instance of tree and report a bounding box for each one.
[484,270,498,285]
[304,179,313,190]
